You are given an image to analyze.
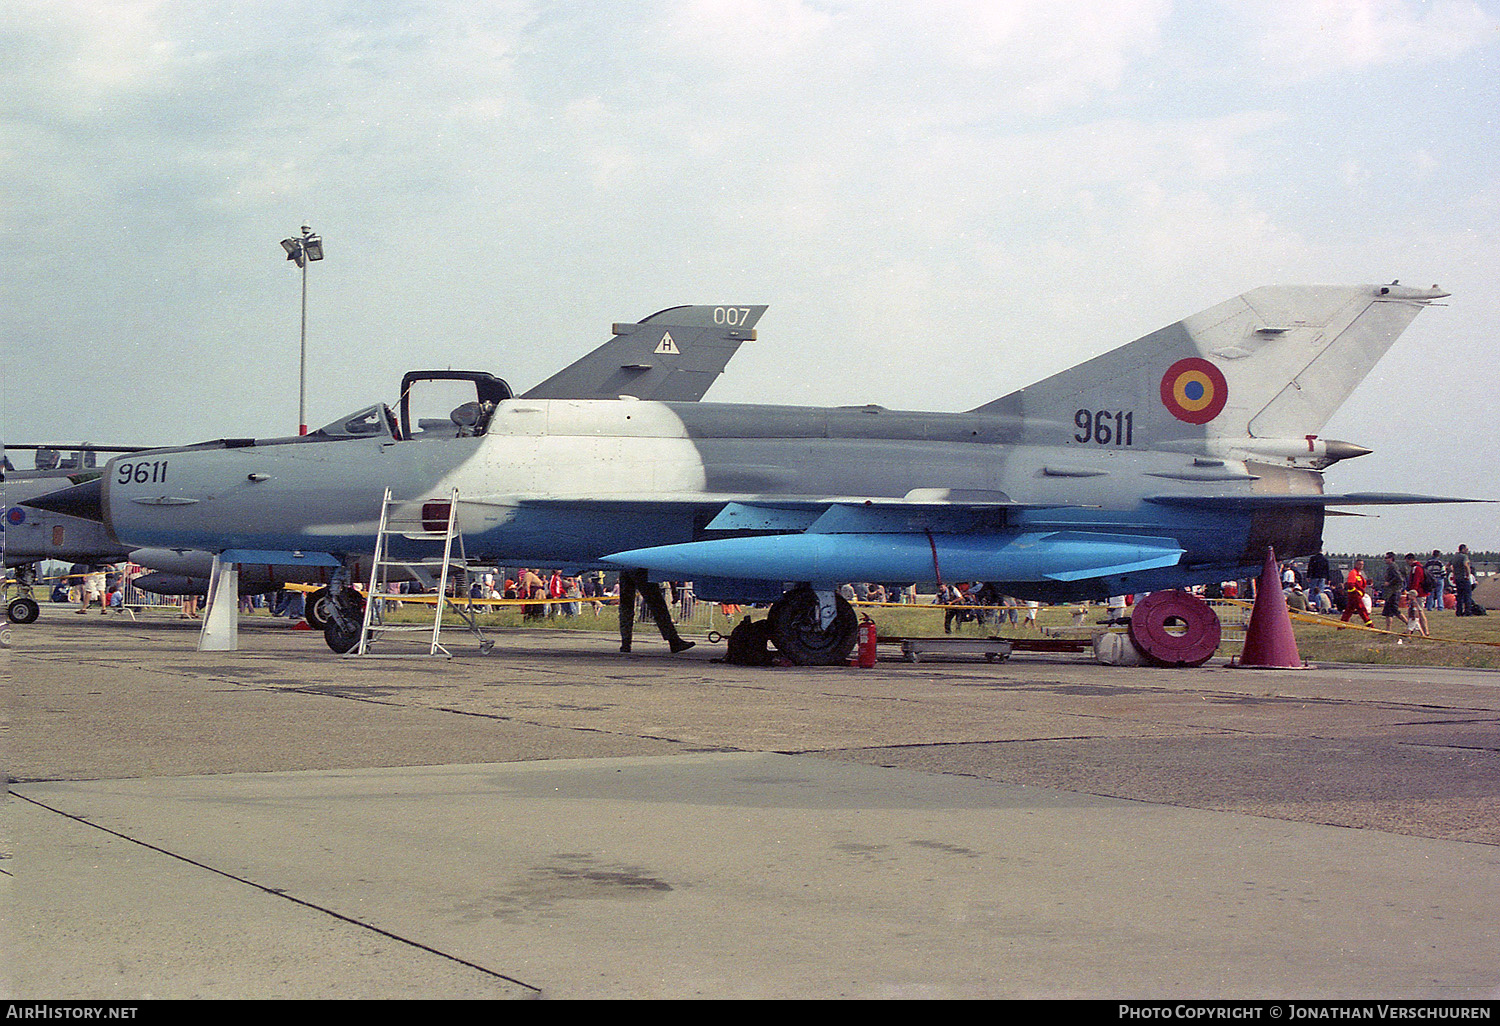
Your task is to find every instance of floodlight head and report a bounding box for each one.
[303,235,324,261]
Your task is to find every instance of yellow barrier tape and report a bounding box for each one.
[1220,596,1500,648]
[853,601,1045,611]
[360,593,620,608]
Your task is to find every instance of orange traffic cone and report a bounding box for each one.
[1233,546,1307,669]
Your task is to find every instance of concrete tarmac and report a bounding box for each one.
[4,612,1499,999]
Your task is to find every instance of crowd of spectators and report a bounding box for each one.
[1275,545,1485,633]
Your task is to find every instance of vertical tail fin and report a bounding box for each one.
[975,284,1446,451]
[523,305,766,402]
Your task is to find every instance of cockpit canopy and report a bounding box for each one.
[398,370,513,440]
[306,371,515,445]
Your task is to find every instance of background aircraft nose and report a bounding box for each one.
[20,477,104,522]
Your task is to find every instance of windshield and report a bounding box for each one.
[310,404,397,440]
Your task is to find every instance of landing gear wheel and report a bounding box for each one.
[322,591,367,654]
[768,587,857,666]
[7,597,40,624]
[1127,590,1221,668]
[304,588,333,630]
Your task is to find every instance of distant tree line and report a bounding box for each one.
[1327,551,1497,572]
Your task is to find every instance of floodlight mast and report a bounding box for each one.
[280,224,324,435]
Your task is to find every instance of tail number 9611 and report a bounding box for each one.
[1074,409,1134,446]
[117,460,169,485]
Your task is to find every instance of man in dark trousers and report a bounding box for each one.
[618,570,695,653]
[1381,552,1407,631]
[1423,550,1448,611]
[1452,545,1477,616]
[1307,550,1331,612]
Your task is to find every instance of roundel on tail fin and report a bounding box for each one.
[1160,358,1228,424]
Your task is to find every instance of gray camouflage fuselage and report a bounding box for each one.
[99,398,1315,601]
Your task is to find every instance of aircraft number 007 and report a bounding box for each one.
[1074,409,1134,446]
[713,307,754,326]
[117,460,169,484]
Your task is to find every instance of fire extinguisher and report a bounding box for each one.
[855,615,878,668]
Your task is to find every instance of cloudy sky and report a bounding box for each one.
[3,0,1496,553]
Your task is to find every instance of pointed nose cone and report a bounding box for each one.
[21,477,105,522]
[1321,439,1373,464]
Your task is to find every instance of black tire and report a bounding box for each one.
[768,587,857,665]
[323,618,361,654]
[304,588,332,630]
[6,597,40,625]
[321,591,366,654]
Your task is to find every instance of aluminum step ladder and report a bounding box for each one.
[352,487,491,657]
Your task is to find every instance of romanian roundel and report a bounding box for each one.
[1159,357,1228,425]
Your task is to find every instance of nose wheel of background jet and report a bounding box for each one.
[768,586,858,665]
[304,587,333,631]
[6,597,40,625]
[322,590,368,654]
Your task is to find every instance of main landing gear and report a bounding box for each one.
[617,577,857,666]
[6,565,41,624]
[765,586,857,665]
[6,595,40,625]
[722,586,859,666]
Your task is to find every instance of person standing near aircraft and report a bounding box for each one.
[1452,545,1476,616]
[1405,554,1427,610]
[1404,589,1430,637]
[519,568,545,619]
[616,570,694,653]
[1423,550,1447,611]
[1341,559,1373,626]
[1307,550,1330,611]
[1381,553,1407,631]
[75,566,107,615]
[941,583,968,634]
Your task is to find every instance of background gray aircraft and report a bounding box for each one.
[29,285,1463,665]
[4,304,765,623]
